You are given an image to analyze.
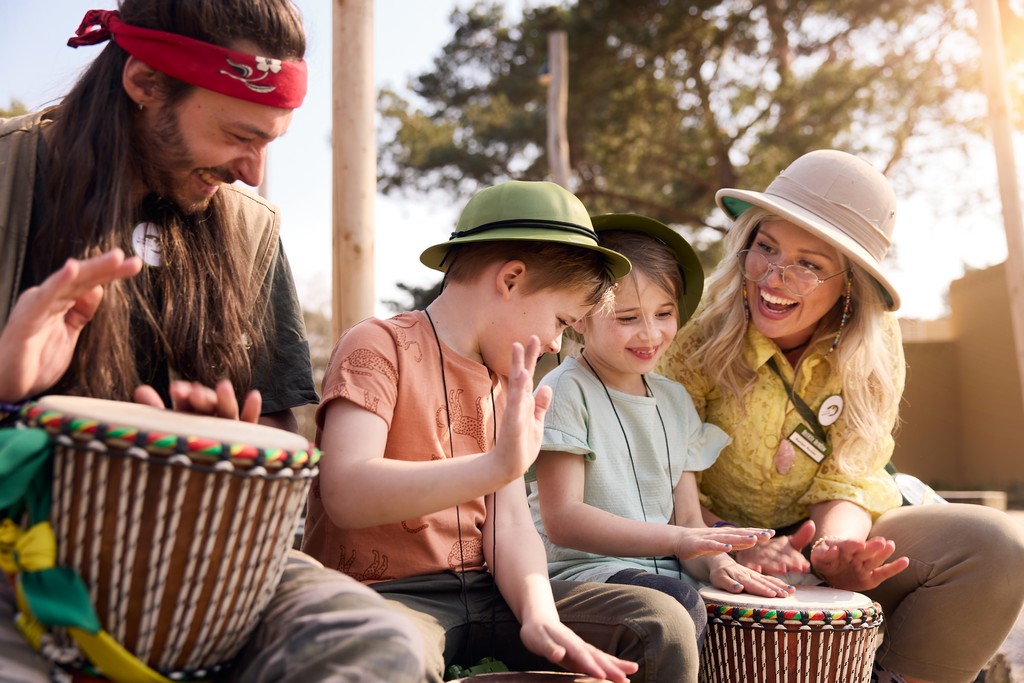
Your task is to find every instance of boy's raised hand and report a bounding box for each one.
[493,336,551,483]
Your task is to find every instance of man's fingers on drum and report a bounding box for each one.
[133,385,166,409]
[240,390,262,424]
[169,381,219,415]
[214,379,242,419]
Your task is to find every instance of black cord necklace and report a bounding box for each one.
[780,338,811,356]
[424,308,499,649]
[580,351,675,573]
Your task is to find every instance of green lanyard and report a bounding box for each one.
[766,356,829,445]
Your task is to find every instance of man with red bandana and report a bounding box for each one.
[0,2,424,682]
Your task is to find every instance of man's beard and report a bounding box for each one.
[135,104,231,215]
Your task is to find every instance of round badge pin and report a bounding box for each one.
[131,222,163,267]
[818,394,843,426]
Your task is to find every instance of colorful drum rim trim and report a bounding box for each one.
[703,600,882,628]
[20,403,320,470]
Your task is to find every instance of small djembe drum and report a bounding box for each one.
[699,585,884,683]
[15,395,319,680]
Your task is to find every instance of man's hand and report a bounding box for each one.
[0,249,142,402]
[134,379,262,423]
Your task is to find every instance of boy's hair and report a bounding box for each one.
[442,240,615,306]
[596,230,682,315]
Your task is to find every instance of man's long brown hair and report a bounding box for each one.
[37,0,306,402]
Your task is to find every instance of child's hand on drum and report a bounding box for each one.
[672,526,775,560]
[708,560,796,598]
[134,379,262,422]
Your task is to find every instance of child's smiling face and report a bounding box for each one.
[576,271,679,393]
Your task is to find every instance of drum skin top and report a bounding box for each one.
[699,585,881,627]
[24,395,318,470]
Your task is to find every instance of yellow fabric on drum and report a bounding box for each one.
[8,523,178,683]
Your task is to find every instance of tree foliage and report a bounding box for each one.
[378,0,983,241]
[1,99,29,118]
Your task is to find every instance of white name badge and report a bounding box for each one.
[787,424,832,464]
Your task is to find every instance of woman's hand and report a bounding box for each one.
[519,619,638,683]
[733,519,816,575]
[809,536,909,591]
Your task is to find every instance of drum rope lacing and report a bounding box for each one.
[12,401,317,681]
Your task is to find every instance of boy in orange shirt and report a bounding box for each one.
[303,181,700,682]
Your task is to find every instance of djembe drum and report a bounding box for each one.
[699,585,883,683]
[14,395,319,680]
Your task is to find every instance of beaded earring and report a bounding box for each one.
[742,282,750,320]
[829,273,853,354]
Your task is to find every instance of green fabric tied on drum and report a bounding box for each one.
[0,428,53,522]
[0,427,101,633]
[21,566,101,632]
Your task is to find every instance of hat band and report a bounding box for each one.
[767,174,891,260]
[68,9,307,109]
[451,218,598,243]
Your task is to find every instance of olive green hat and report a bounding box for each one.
[420,180,632,279]
[591,213,705,324]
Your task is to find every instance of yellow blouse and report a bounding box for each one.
[657,316,904,529]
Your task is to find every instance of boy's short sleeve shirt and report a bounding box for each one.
[303,310,497,583]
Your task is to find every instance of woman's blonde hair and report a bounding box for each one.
[689,208,900,475]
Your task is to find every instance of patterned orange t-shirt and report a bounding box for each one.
[302,310,503,584]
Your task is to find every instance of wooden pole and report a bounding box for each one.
[332,0,376,341]
[975,0,1024,407]
[546,30,570,188]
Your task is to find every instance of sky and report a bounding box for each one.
[0,1,1018,321]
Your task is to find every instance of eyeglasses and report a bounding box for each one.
[737,250,848,298]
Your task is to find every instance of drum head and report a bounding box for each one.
[35,395,307,451]
[700,584,873,611]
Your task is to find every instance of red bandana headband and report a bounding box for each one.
[68,9,307,109]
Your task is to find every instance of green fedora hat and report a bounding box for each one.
[591,213,705,324]
[420,180,632,279]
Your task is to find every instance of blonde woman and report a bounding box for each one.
[659,150,1024,683]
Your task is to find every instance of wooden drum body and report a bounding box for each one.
[20,396,319,678]
[699,585,883,683]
